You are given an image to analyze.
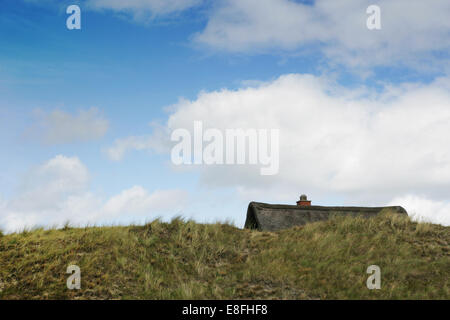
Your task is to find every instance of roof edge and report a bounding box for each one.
[244,202,262,230]
[248,201,408,214]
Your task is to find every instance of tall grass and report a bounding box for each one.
[0,212,448,300]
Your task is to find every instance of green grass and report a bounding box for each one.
[0,212,448,299]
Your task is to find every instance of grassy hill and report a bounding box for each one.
[0,212,448,300]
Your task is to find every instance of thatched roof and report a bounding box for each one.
[244,202,408,232]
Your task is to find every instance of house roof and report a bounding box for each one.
[244,202,408,231]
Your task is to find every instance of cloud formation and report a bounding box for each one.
[26,0,450,71]
[0,155,188,233]
[28,107,109,145]
[105,136,156,161]
[105,125,170,161]
[194,0,450,70]
[117,73,450,225]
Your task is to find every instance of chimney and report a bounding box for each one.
[297,194,311,206]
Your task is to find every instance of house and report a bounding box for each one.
[244,195,408,231]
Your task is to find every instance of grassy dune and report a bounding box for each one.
[0,212,448,300]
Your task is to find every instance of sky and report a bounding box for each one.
[1,0,450,233]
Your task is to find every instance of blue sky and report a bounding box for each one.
[1,0,450,232]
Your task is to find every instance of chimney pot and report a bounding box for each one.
[297,194,311,206]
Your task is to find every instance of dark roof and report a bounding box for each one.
[244,202,408,231]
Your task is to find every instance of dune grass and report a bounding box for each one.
[0,212,448,300]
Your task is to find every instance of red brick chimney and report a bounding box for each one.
[297,194,311,206]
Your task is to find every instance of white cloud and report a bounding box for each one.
[86,0,203,19]
[10,155,89,212]
[105,126,170,161]
[194,0,450,70]
[120,73,450,225]
[105,136,156,161]
[28,107,109,145]
[101,187,187,218]
[388,195,450,226]
[0,155,188,233]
